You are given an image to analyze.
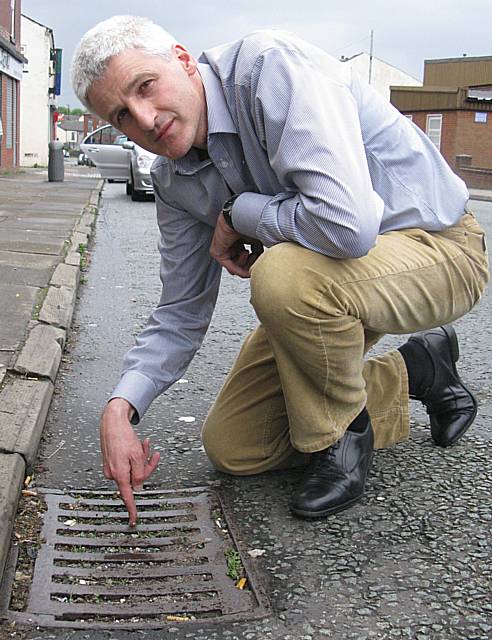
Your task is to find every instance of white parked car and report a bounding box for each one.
[122,140,156,201]
[80,124,156,200]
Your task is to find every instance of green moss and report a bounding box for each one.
[32,286,49,320]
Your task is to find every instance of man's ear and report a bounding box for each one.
[173,44,197,75]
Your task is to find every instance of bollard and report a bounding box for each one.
[48,140,64,182]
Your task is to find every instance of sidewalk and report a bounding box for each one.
[0,165,103,582]
[469,187,492,202]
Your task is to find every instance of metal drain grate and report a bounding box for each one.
[6,487,268,629]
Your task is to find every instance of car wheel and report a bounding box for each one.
[131,188,144,202]
[126,180,133,196]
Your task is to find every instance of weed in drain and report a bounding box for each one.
[224,549,244,581]
[9,494,47,611]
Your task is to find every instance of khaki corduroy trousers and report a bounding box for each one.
[202,212,489,475]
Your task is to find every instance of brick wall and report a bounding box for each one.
[455,167,492,190]
[404,108,492,174]
[0,1,11,39]
[454,110,492,170]
[0,0,21,44]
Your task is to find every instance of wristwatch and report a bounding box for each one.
[221,195,239,230]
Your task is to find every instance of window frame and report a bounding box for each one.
[426,113,443,150]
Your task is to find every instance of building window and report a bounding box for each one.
[405,114,413,121]
[426,114,442,150]
[71,131,76,142]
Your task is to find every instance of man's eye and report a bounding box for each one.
[140,79,154,93]
[117,109,128,124]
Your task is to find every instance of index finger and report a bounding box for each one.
[117,478,138,527]
[220,257,251,278]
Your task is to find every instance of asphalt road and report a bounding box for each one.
[18,184,492,639]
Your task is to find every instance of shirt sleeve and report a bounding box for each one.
[109,181,222,422]
[231,46,384,259]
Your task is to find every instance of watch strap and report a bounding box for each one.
[222,195,239,230]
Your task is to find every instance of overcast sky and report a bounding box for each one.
[22,0,492,110]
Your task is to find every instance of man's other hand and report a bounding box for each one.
[100,398,160,526]
[210,213,263,278]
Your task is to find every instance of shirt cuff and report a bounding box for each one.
[232,192,271,238]
[108,370,158,424]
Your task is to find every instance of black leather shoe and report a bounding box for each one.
[291,413,374,519]
[406,324,477,447]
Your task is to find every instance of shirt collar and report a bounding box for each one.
[198,62,237,136]
[171,63,237,175]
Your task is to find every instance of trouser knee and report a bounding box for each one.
[201,417,244,476]
[250,243,342,328]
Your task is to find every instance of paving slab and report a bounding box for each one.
[0,250,57,288]
[0,283,39,351]
[0,212,77,231]
[0,228,68,256]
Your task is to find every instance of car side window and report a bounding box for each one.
[84,125,124,146]
[101,126,114,145]
[85,129,102,145]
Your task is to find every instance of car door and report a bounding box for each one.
[80,124,130,179]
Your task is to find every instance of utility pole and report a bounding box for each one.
[368,29,374,84]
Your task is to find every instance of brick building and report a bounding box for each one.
[391,56,492,189]
[0,0,27,169]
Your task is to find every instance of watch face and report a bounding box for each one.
[223,195,238,213]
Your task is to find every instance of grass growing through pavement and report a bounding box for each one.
[78,243,88,270]
[224,549,243,581]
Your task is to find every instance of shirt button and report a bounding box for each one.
[219,159,229,168]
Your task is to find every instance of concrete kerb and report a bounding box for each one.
[0,179,103,583]
[0,452,25,598]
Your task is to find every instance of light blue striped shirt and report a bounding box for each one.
[110,30,469,420]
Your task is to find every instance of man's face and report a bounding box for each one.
[87,46,207,159]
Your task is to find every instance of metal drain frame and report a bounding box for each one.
[5,487,270,629]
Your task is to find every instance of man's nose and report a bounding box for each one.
[132,103,156,131]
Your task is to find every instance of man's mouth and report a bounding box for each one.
[155,120,174,143]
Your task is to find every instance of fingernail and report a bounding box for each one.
[130,521,137,528]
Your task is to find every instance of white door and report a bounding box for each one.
[80,124,130,179]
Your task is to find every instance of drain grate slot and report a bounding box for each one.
[7,487,269,629]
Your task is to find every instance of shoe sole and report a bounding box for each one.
[432,324,478,447]
[291,452,374,519]
[291,493,364,519]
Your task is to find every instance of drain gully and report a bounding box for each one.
[4,487,269,629]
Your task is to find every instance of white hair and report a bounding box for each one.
[71,15,177,110]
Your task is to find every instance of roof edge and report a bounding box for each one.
[425,55,492,64]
